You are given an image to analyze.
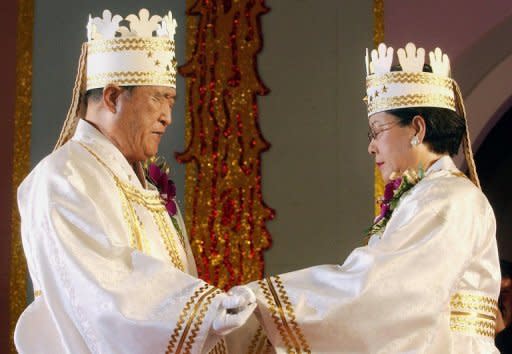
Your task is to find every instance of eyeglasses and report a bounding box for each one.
[367,121,400,142]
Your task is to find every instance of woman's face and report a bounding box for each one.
[367,112,419,182]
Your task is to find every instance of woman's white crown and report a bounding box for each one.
[366,42,450,77]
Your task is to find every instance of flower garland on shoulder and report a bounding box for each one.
[365,167,425,238]
[143,156,184,237]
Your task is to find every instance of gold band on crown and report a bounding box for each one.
[86,37,177,90]
[365,71,457,116]
[86,71,177,89]
[87,37,175,55]
[366,72,453,90]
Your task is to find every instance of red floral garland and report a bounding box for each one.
[178,0,274,290]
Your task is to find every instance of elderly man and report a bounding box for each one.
[14,9,255,354]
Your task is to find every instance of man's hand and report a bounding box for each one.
[212,286,256,336]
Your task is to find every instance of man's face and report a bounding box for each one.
[113,85,176,162]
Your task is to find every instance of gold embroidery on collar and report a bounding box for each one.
[117,186,145,252]
[450,292,498,338]
[154,210,185,270]
[78,142,185,270]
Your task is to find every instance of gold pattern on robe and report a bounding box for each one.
[166,284,221,354]
[450,292,498,338]
[258,276,310,354]
[79,142,185,270]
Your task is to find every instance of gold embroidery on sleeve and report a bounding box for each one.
[166,284,221,354]
[258,278,293,351]
[247,325,273,354]
[450,292,498,338]
[208,339,227,354]
[182,286,220,353]
[273,276,310,353]
[258,276,310,353]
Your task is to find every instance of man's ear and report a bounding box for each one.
[102,84,123,114]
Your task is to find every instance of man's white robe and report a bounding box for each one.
[15,120,226,354]
[249,156,501,353]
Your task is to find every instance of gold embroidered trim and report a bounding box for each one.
[247,325,273,354]
[366,72,454,90]
[87,38,175,54]
[450,171,467,178]
[154,210,185,270]
[87,71,177,88]
[117,186,144,251]
[115,179,165,211]
[208,339,227,354]
[33,290,42,298]
[182,288,220,354]
[273,276,310,353]
[258,278,294,352]
[450,293,498,317]
[166,284,220,354]
[79,143,184,270]
[80,143,152,253]
[450,293,498,338]
[450,313,496,338]
[167,284,209,353]
[259,277,310,353]
[368,93,455,115]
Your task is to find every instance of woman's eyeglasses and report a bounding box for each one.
[367,121,399,142]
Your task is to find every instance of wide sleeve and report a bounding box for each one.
[248,177,500,353]
[16,157,224,354]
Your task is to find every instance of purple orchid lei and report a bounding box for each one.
[144,157,178,217]
[144,157,186,242]
[365,167,424,238]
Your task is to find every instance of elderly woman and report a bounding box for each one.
[235,43,501,353]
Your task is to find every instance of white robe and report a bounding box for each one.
[249,156,501,353]
[15,120,226,354]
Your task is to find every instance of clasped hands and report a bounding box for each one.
[212,286,256,336]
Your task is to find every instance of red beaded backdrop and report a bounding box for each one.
[178,0,274,290]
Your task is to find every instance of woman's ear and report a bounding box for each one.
[411,115,427,142]
[102,84,123,114]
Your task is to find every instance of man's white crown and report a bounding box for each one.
[85,9,178,90]
[87,9,177,41]
[365,43,450,77]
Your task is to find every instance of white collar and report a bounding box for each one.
[71,119,143,188]
[425,155,460,176]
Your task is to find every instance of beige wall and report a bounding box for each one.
[260,0,374,275]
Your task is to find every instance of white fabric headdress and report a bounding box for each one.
[365,42,455,116]
[55,9,178,149]
[86,9,177,90]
